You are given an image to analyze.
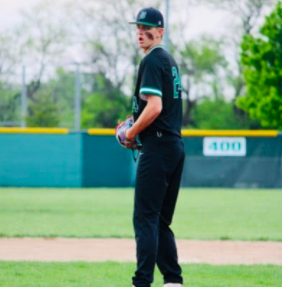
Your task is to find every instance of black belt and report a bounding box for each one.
[140,131,181,139]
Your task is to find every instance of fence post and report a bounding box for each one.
[74,64,81,130]
[164,0,170,52]
[21,65,27,128]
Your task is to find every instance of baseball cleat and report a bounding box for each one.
[164,283,183,287]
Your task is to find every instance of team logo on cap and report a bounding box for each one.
[139,11,147,20]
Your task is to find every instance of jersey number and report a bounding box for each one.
[172,67,182,99]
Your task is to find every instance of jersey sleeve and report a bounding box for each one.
[140,59,163,98]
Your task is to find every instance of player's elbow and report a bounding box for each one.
[154,103,162,116]
[147,95,162,117]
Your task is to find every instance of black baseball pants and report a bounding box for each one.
[132,133,185,287]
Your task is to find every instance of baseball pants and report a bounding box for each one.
[132,132,185,287]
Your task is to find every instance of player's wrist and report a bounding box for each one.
[126,127,136,141]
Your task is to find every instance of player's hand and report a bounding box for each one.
[124,128,135,148]
[126,127,135,142]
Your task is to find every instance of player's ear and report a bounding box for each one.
[158,28,164,38]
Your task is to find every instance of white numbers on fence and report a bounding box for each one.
[203,137,246,157]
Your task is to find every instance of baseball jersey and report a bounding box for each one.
[132,45,182,138]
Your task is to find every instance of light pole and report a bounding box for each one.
[164,0,170,52]
[21,65,27,127]
[74,63,81,131]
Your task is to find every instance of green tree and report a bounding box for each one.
[0,83,20,126]
[81,92,130,128]
[191,98,255,129]
[26,90,60,127]
[44,68,76,128]
[236,1,282,128]
[0,30,22,126]
[173,36,229,127]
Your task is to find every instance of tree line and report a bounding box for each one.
[0,0,280,129]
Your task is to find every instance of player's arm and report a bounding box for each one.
[126,95,162,142]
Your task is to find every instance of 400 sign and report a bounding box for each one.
[203,137,246,157]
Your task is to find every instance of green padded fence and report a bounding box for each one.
[0,128,281,188]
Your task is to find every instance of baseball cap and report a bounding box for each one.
[129,7,164,28]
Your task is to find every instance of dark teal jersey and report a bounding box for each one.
[132,45,182,137]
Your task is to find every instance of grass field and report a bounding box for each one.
[0,187,282,287]
[0,188,282,240]
[0,262,281,287]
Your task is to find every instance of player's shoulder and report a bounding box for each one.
[142,46,167,68]
[143,52,160,65]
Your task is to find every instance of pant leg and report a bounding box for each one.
[157,141,185,284]
[132,142,168,287]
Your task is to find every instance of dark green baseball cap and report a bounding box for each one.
[129,7,164,28]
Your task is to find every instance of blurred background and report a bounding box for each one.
[0,0,281,189]
[0,0,280,130]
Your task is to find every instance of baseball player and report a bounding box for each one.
[125,7,185,287]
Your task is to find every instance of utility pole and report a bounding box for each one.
[164,0,170,52]
[74,63,81,130]
[21,65,27,127]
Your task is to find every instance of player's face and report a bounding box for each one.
[136,24,163,51]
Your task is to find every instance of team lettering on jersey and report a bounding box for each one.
[132,96,139,113]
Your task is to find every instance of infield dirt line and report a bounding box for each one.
[0,238,281,265]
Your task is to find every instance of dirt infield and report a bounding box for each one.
[0,238,282,265]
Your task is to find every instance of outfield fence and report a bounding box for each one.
[0,128,281,188]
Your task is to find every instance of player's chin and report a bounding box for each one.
[140,43,152,52]
[138,42,145,48]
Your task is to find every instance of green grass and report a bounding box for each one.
[0,188,281,241]
[0,262,281,287]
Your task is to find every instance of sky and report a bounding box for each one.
[0,0,233,77]
[0,0,230,38]
[0,0,39,28]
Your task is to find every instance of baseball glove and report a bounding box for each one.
[115,116,142,150]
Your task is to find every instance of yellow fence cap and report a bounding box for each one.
[0,127,69,134]
[181,130,278,137]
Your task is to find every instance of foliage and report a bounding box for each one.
[191,98,253,129]
[18,1,68,82]
[0,83,20,125]
[80,70,132,128]
[45,68,76,127]
[174,36,229,127]
[81,92,131,128]
[236,1,282,128]
[26,90,60,127]
[180,36,228,77]
[0,0,278,129]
